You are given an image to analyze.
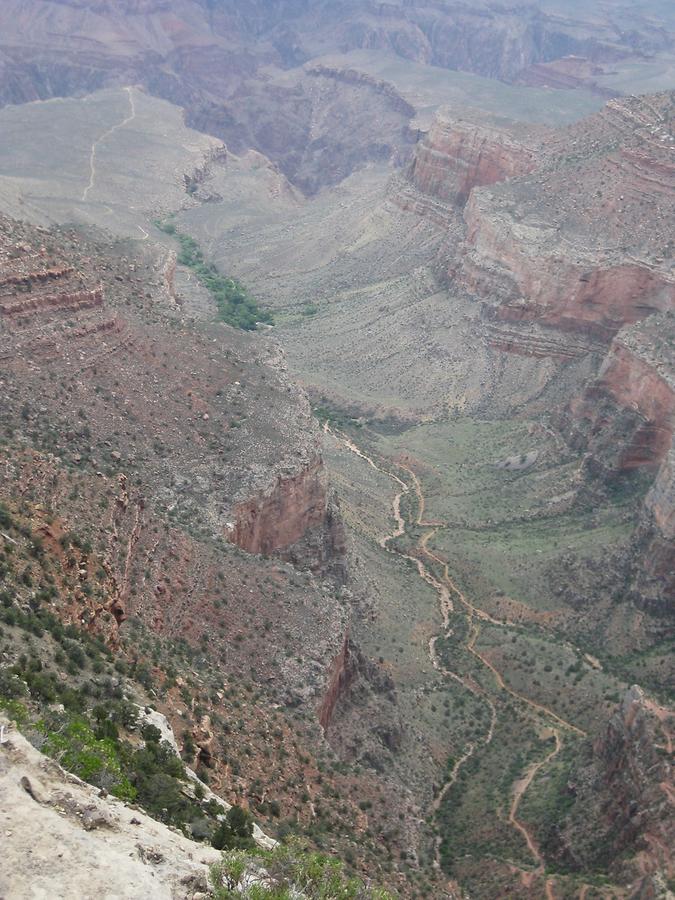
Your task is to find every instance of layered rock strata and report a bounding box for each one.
[407,111,541,207]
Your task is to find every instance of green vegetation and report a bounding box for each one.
[312,401,362,431]
[209,843,394,899]
[0,581,241,840]
[155,220,273,330]
[212,805,257,851]
[40,714,136,801]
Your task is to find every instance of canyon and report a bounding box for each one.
[0,2,673,899]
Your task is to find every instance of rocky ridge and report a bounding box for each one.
[0,212,429,893]
[0,714,221,900]
[0,0,674,194]
[543,686,674,895]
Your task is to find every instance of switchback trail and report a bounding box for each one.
[326,425,587,890]
[82,87,137,202]
[508,728,561,899]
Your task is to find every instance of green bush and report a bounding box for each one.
[212,805,256,851]
[40,715,136,801]
[209,843,395,899]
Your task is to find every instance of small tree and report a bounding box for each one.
[211,805,256,851]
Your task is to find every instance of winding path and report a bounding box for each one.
[508,729,562,899]
[82,87,137,202]
[326,424,589,891]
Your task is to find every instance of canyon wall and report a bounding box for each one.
[461,193,675,342]
[566,336,675,475]
[396,93,675,610]
[318,630,354,731]
[544,686,674,892]
[407,112,540,207]
[560,316,675,606]
[0,0,672,196]
[641,445,675,603]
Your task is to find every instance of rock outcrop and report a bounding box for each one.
[566,331,675,476]
[230,454,328,557]
[560,315,675,605]
[229,453,347,575]
[318,629,354,732]
[457,93,675,352]
[0,715,220,900]
[461,194,675,343]
[407,111,540,207]
[544,687,674,895]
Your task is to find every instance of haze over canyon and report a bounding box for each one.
[0,2,673,899]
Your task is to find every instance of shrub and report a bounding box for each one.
[209,843,395,899]
[212,805,256,851]
[155,222,272,330]
[40,715,136,801]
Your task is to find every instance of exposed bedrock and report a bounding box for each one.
[544,686,674,893]
[460,191,675,343]
[406,111,540,207]
[566,339,675,474]
[318,629,354,732]
[560,319,675,606]
[640,444,675,605]
[229,453,347,576]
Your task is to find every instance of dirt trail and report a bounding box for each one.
[326,425,491,854]
[82,86,137,202]
[509,730,561,878]
[327,426,589,888]
[399,458,586,736]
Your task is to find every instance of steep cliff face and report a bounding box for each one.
[560,315,675,605]
[406,111,540,207]
[461,196,675,343]
[187,63,416,195]
[544,687,674,894]
[567,335,675,475]
[641,444,675,603]
[318,630,353,731]
[456,93,675,357]
[229,453,346,575]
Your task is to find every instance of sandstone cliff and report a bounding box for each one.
[457,93,675,353]
[561,315,675,606]
[229,452,347,576]
[406,110,541,207]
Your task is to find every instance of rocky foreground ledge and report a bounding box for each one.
[0,714,221,899]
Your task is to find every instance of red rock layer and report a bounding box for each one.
[0,285,104,318]
[318,630,353,732]
[462,195,675,343]
[407,114,539,206]
[229,455,330,558]
[562,332,675,602]
[568,341,675,471]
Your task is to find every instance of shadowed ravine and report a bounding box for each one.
[326,424,593,896]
